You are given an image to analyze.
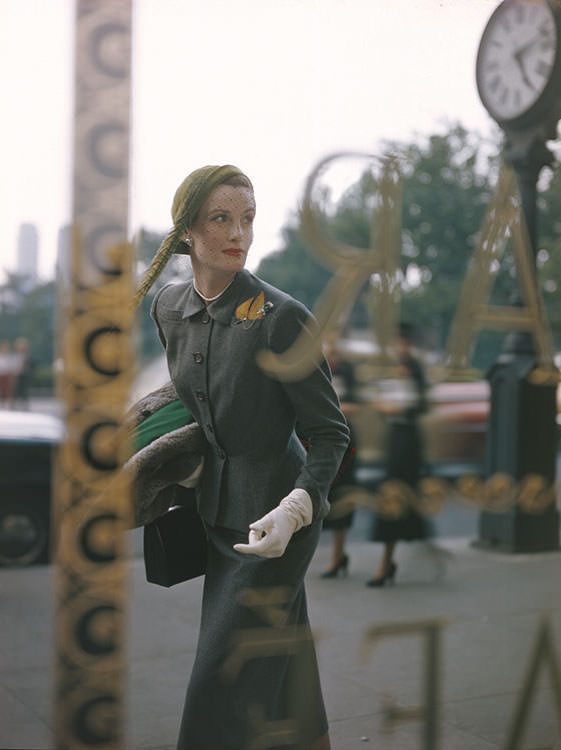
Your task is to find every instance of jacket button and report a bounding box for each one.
[196,390,206,401]
[217,448,226,459]
[201,312,210,324]
[206,423,214,433]
[193,352,204,364]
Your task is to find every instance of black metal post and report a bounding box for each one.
[477,132,559,553]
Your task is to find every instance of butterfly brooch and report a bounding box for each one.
[233,291,274,328]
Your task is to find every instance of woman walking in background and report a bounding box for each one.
[134,164,349,750]
[367,322,430,587]
[320,341,358,578]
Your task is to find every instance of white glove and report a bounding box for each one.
[233,489,313,558]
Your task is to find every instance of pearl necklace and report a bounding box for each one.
[193,277,234,304]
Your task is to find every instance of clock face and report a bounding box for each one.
[476,0,559,123]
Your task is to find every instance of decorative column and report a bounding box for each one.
[53,2,134,748]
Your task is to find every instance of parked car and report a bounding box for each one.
[0,410,63,566]
[0,356,173,569]
[345,379,490,490]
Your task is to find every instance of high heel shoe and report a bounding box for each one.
[366,561,397,587]
[321,554,349,579]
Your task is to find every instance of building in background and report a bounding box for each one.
[55,224,71,290]
[16,223,39,291]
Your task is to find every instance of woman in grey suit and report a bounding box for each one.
[135,165,350,750]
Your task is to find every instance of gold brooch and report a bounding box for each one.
[234,292,274,328]
[235,291,266,321]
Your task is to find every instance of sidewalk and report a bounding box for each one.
[1,535,560,750]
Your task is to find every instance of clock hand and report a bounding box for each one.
[515,35,540,60]
[513,47,535,90]
[513,56,534,89]
[514,31,546,67]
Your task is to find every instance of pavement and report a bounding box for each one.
[1,524,561,750]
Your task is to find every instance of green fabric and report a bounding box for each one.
[134,400,192,453]
[171,164,251,229]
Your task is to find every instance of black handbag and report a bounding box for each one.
[143,487,207,587]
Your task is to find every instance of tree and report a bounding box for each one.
[255,225,331,313]
[19,282,57,366]
[257,124,497,353]
[0,271,31,314]
[256,123,561,369]
[0,279,57,389]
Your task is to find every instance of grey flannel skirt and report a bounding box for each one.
[177,521,327,750]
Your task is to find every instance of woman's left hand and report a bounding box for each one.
[233,489,313,558]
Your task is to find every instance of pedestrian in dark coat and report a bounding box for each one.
[319,343,359,579]
[134,164,350,750]
[367,322,431,587]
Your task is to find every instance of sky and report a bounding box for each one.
[0,0,503,284]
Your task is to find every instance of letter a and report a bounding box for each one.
[443,164,555,378]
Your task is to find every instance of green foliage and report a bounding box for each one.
[258,224,372,328]
[256,122,561,370]
[20,282,57,365]
[256,226,331,312]
[0,279,56,379]
[32,364,55,390]
[337,124,503,357]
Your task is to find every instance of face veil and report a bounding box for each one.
[132,164,252,308]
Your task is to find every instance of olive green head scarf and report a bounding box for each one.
[133,164,252,307]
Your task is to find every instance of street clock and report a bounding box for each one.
[475,0,561,554]
[476,0,561,128]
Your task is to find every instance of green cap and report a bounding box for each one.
[171,164,251,229]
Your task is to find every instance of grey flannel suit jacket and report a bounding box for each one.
[151,269,350,533]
